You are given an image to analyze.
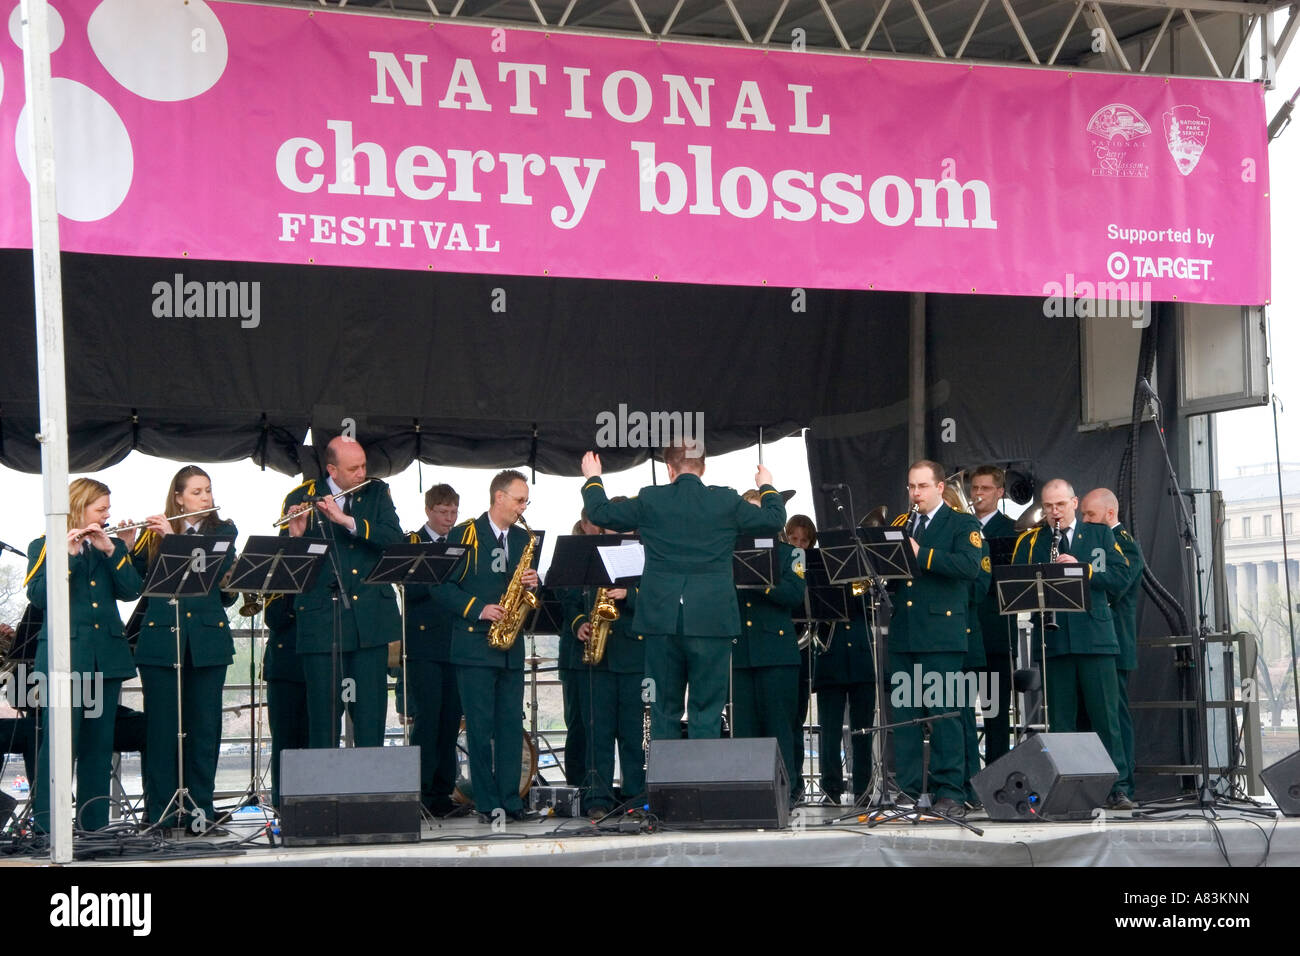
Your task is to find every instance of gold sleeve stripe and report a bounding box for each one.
[362,519,370,539]
[926,548,935,571]
[23,542,47,587]
[760,489,778,498]
[463,597,477,618]
[116,554,129,570]
[582,480,603,492]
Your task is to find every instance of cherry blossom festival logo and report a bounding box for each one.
[1085,103,1152,178]
[1162,104,1211,177]
[10,0,229,222]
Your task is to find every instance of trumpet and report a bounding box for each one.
[272,479,373,527]
[73,505,222,541]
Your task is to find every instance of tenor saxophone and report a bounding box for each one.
[583,587,619,665]
[486,517,539,651]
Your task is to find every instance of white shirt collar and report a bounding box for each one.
[326,476,346,498]
[424,523,443,542]
[978,510,996,528]
[487,516,510,541]
[922,502,944,522]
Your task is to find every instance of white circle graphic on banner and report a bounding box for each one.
[87,0,228,102]
[9,3,66,53]
[16,77,133,221]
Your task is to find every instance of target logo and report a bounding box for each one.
[1106,251,1130,279]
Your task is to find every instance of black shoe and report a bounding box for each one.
[508,808,540,822]
[932,797,966,819]
[1107,791,1134,811]
[475,811,496,824]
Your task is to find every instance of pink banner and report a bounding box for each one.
[0,0,1271,304]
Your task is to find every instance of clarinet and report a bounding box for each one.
[1044,517,1061,631]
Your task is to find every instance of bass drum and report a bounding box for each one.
[451,718,539,806]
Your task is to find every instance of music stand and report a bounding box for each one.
[221,535,329,816]
[790,550,849,801]
[365,542,466,746]
[545,535,641,799]
[734,535,779,589]
[141,533,231,835]
[991,563,1091,736]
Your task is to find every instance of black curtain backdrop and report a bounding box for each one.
[1,249,1195,796]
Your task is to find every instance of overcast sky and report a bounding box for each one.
[1,40,1296,586]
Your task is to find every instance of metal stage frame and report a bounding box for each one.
[258,0,1297,87]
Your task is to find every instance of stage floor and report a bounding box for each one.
[13,801,1292,868]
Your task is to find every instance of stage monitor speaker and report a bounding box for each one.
[280,746,421,846]
[647,737,788,829]
[1260,751,1300,816]
[972,733,1118,821]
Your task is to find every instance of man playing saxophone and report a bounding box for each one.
[433,470,540,823]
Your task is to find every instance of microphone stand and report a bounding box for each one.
[1135,386,1273,819]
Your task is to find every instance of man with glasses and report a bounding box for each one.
[887,460,983,817]
[404,484,463,816]
[1011,479,1132,808]
[434,471,540,822]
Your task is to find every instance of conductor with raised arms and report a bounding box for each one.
[580,438,785,740]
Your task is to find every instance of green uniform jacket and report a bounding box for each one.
[129,522,239,668]
[262,592,305,683]
[977,511,1019,658]
[813,601,876,689]
[1011,521,1131,656]
[26,536,142,680]
[888,504,983,653]
[432,514,533,670]
[567,585,644,674]
[558,586,588,671]
[404,527,457,663]
[1111,523,1146,672]
[280,477,404,653]
[581,474,786,636]
[733,541,805,669]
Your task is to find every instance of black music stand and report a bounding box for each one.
[545,535,642,800]
[365,541,466,746]
[734,535,779,589]
[141,533,230,835]
[991,563,1090,736]
[791,550,849,800]
[221,535,329,816]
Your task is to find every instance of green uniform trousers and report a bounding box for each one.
[816,682,875,800]
[1046,654,1127,788]
[792,650,812,792]
[644,633,731,740]
[733,664,799,798]
[890,650,967,803]
[266,678,308,811]
[1117,668,1135,798]
[33,678,124,833]
[138,658,226,828]
[456,665,525,814]
[300,646,388,749]
[559,668,589,787]
[406,659,462,813]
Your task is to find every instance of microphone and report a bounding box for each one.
[0,539,26,558]
[821,482,848,492]
[1137,377,1155,397]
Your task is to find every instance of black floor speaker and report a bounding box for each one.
[280,746,421,846]
[972,733,1118,821]
[1260,751,1300,816]
[647,737,788,829]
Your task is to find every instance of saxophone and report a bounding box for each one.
[582,587,618,665]
[486,517,539,651]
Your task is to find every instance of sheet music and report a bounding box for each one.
[599,543,645,579]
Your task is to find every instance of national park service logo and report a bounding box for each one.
[1163,105,1211,176]
[1086,103,1152,178]
[969,531,982,548]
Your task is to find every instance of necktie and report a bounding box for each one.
[1059,527,1070,552]
[341,494,352,516]
[185,527,196,535]
[497,532,506,556]
[917,514,929,537]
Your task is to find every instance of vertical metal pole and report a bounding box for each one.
[908,293,927,464]
[20,0,74,863]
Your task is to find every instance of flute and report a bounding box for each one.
[73,505,222,541]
